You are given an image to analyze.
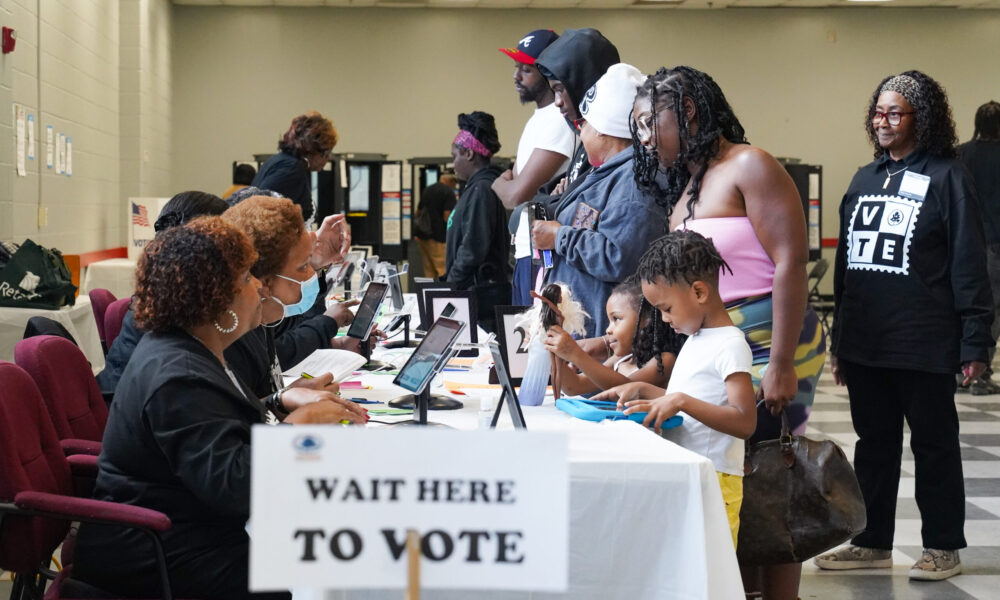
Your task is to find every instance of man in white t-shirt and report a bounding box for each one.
[492,29,576,305]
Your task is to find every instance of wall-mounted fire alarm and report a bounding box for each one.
[2,27,16,54]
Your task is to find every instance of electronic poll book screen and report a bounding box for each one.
[392,317,465,395]
[347,282,388,340]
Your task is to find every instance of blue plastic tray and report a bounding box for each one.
[556,396,683,430]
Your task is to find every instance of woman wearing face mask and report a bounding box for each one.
[222,195,367,420]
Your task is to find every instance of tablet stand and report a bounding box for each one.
[389,391,463,411]
[383,313,420,350]
[391,386,453,428]
[491,380,526,429]
[358,335,394,371]
[388,344,463,410]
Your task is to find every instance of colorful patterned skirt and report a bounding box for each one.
[727,294,826,443]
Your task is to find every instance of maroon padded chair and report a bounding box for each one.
[87,289,116,353]
[15,335,108,457]
[102,298,131,351]
[0,361,174,600]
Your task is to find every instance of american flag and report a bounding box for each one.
[131,202,150,227]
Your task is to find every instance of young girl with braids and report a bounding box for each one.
[542,280,682,396]
[630,66,824,599]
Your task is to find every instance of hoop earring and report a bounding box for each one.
[214,309,239,334]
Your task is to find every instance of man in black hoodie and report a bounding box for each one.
[509,27,620,306]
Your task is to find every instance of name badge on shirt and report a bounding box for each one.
[898,171,931,202]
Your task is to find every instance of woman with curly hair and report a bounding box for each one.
[631,65,824,599]
[252,111,338,223]
[74,218,363,599]
[222,195,364,415]
[815,71,992,582]
[445,111,511,332]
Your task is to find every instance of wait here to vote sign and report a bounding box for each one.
[249,427,569,592]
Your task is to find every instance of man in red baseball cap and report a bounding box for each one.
[494,29,576,305]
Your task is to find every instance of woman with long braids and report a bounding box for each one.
[814,71,991,582]
[631,66,825,599]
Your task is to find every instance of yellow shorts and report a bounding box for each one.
[717,471,743,550]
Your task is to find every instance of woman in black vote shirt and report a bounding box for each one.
[816,71,992,581]
[74,218,365,600]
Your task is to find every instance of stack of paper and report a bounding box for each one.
[281,349,366,384]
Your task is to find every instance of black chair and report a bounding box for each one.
[806,259,835,338]
[23,316,78,346]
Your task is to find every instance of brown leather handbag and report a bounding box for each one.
[736,411,867,565]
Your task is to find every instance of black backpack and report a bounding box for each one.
[0,239,77,309]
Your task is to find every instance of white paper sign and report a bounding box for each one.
[65,137,72,176]
[27,114,35,160]
[250,428,568,592]
[15,105,26,176]
[45,125,54,168]
[380,163,401,192]
[56,133,65,174]
[127,197,171,260]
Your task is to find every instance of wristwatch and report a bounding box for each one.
[266,386,290,418]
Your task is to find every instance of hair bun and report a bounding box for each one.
[457,111,501,155]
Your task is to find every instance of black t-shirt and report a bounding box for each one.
[831,150,993,373]
[416,183,457,243]
[958,140,1000,245]
[252,151,312,221]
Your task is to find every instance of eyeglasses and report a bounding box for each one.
[574,118,586,131]
[871,110,915,126]
[634,104,674,140]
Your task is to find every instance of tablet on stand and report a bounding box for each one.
[346,281,392,371]
[390,317,467,426]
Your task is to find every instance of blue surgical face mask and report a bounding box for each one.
[272,272,319,317]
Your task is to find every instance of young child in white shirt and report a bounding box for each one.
[596,230,756,547]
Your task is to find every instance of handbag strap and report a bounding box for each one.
[778,410,795,469]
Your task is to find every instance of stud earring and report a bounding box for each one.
[214,309,239,334]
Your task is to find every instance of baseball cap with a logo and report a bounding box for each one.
[499,29,559,65]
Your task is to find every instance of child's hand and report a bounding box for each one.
[593,381,666,408]
[625,394,683,434]
[542,325,579,360]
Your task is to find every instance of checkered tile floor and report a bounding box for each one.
[799,359,1000,599]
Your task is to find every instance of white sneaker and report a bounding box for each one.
[814,545,892,570]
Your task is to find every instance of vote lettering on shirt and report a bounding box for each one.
[846,194,921,275]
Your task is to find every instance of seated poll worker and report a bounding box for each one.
[96,190,228,396]
[222,195,369,415]
[444,111,512,333]
[227,186,358,370]
[74,218,364,600]
[531,64,668,338]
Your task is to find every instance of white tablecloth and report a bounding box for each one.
[292,358,743,600]
[81,258,137,299]
[0,295,105,373]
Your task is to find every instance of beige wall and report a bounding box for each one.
[0,0,121,254]
[172,5,1000,279]
[120,0,174,208]
[0,0,170,256]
